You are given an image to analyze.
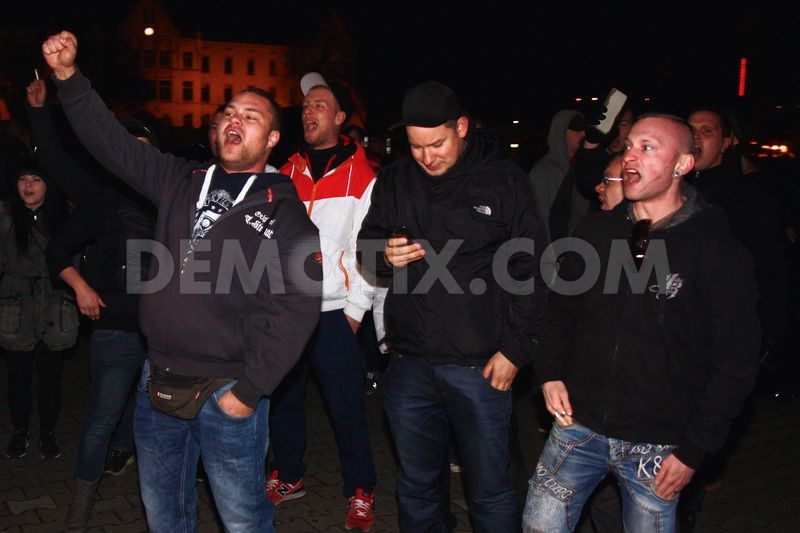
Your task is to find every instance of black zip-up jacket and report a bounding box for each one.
[689,163,788,344]
[28,103,146,332]
[534,186,761,469]
[54,68,322,408]
[357,129,549,368]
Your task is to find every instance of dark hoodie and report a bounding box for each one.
[534,185,761,469]
[53,68,322,408]
[528,109,582,237]
[528,109,580,224]
[358,128,549,368]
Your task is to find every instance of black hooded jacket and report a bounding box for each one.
[534,186,761,469]
[358,128,549,368]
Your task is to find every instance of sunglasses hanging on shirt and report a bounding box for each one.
[628,219,653,268]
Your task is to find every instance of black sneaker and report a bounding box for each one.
[5,430,29,458]
[39,432,61,459]
[104,449,135,476]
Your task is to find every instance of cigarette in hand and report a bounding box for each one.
[554,412,573,426]
[34,68,39,80]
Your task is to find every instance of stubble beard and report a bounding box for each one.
[220,145,262,172]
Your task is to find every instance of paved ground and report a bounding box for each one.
[1,338,799,532]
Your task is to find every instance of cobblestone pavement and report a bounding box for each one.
[1,340,798,532]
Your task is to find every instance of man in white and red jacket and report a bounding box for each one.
[268,72,378,532]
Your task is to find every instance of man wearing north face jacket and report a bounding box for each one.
[43,31,322,532]
[358,81,549,533]
[523,114,761,533]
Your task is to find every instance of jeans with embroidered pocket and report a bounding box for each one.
[523,421,679,533]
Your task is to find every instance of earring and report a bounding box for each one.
[673,170,681,178]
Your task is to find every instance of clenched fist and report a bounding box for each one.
[42,31,78,80]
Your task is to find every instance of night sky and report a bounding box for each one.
[5,2,798,154]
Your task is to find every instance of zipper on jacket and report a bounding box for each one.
[299,154,356,219]
[656,228,670,327]
[338,250,350,291]
[306,180,319,217]
[603,340,620,430]
[603,280,630,430]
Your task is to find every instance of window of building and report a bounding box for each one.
[183,114,193,127]
[268,59,277,76]
[224,85,233,102]
[183,52,193,69]
[201,85,210,103]
[141,50,155,68]
[267,87,276,99]
[146,79,156,100]
[201,56,209,73]
[159,51,171,67]
[247,59,255,76]
[182,81,193,102]
[224,58,233,75]
[201,114,210,127]
[158,79,172,101]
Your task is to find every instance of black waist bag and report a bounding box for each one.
[148,363,233,420]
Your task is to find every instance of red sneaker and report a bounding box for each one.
[345,488,375,531]
[266,470,306,505]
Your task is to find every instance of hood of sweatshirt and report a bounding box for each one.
[620,183,729,235]
[529,109,583,180]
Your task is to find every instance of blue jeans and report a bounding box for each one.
[75,329,145,481]
[522,422,679,533]
[134,360,273,533]
[269,309,376,497]
[383,354,515,533]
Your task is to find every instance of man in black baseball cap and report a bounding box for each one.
[358,80,549,531]
[390,80,465,129]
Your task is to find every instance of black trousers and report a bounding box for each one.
[358,310,387,375]
[5,340,65,433]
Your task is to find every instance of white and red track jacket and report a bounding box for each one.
[281,138,377,322]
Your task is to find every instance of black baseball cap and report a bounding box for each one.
[390,81,465,130]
